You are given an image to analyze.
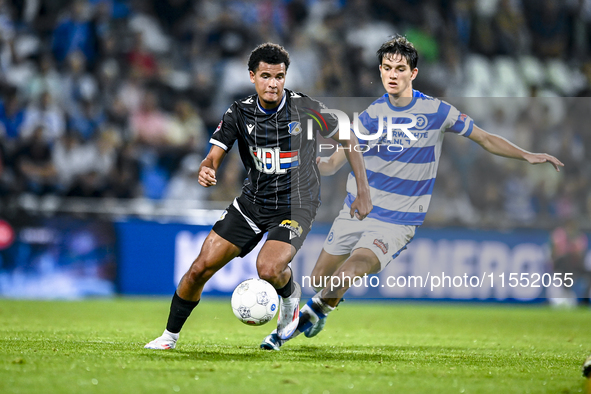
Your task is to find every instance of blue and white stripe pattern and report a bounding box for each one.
[346,90,474,226]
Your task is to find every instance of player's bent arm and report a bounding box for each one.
[468,126,564,171]
[316,149,347,176]
[198,145,227,187]
[332,133,373,219]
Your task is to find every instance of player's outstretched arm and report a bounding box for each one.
[468,126,564,171]
[198,145,227,187]
[316,149,347,176]
[332,134,372,219]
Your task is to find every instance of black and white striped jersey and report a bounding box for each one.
[210,89,338,209]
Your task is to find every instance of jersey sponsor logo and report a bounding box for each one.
[242,97,254,104]
[290,92,301,98]
[288,121,302,135]
[279,219,303,239]
[459,113,468,123]
[373,239,389,254]
[214,120,223,133]
[225,107,232,114]
[249,147,300,174]
[414,114,428,130]
[247,124,254,134]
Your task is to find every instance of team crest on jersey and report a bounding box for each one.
[373,239,389,254]
[279,219,303,240]
[288,121,302,135]
[250,147,300,174]
[414,115,428,130]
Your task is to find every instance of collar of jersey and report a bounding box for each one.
[382,90,419,112]
[256,92,286,114]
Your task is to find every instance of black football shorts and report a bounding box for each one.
[212,195,316,257]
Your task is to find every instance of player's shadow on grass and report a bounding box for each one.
[141,344,477,364]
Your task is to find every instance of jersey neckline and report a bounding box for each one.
[256,91,287,114]
[382,90,420,112]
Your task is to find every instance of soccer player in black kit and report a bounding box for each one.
[145,43,372,350]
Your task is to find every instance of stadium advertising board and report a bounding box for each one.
[116,221,589,302]
[0,216,116,299]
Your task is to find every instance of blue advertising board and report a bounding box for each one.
[115,220,590,302]
[0,217,116,299]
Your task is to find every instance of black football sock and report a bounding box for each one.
[276,268,295,298]
[166,292,200,334]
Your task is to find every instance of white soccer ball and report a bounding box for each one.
[231,278,278,326]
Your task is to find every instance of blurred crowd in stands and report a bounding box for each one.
[0,0,590,228]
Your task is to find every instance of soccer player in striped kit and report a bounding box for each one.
[145,43,372,350]
[261,35,563,350]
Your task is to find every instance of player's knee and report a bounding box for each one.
[257,264,283,285]
[185,260,215,286]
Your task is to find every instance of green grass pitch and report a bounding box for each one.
[0,299,589,393]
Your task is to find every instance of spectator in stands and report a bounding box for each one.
[126,32,158,79]
[68,98,105,141]
[102,142,141,199]
[503,164,536,223]
[0,90,25,142]
[166,99,206,153]
[163,153,207,205]
[52,129,94,192]
[51,0,98,67]
[525,0,569,59]
[59,50,98,115]
[427,173,480,226]
[129,91,170,149]
[21,91,65,143]
[549,218,590,303]
[26,53,62,101]
[90,127,118,180]
[15,125,57,195]
[152,0,194,39]
[493,0,529,56]
[116,67,145,114]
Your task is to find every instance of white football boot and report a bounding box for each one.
[276,282,301,340]
[260,329,284,351]
[144,330,178,350]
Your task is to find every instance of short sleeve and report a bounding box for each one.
[293,95,339,139]
[318,100,339,139]
[444,103,474,137]
[209,104,238,151]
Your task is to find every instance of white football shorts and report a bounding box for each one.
[323,207,416,272]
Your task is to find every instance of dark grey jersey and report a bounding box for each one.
[210,89,338,209]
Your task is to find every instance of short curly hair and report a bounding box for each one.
[248,43,290,73]
[377,35,419,69]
